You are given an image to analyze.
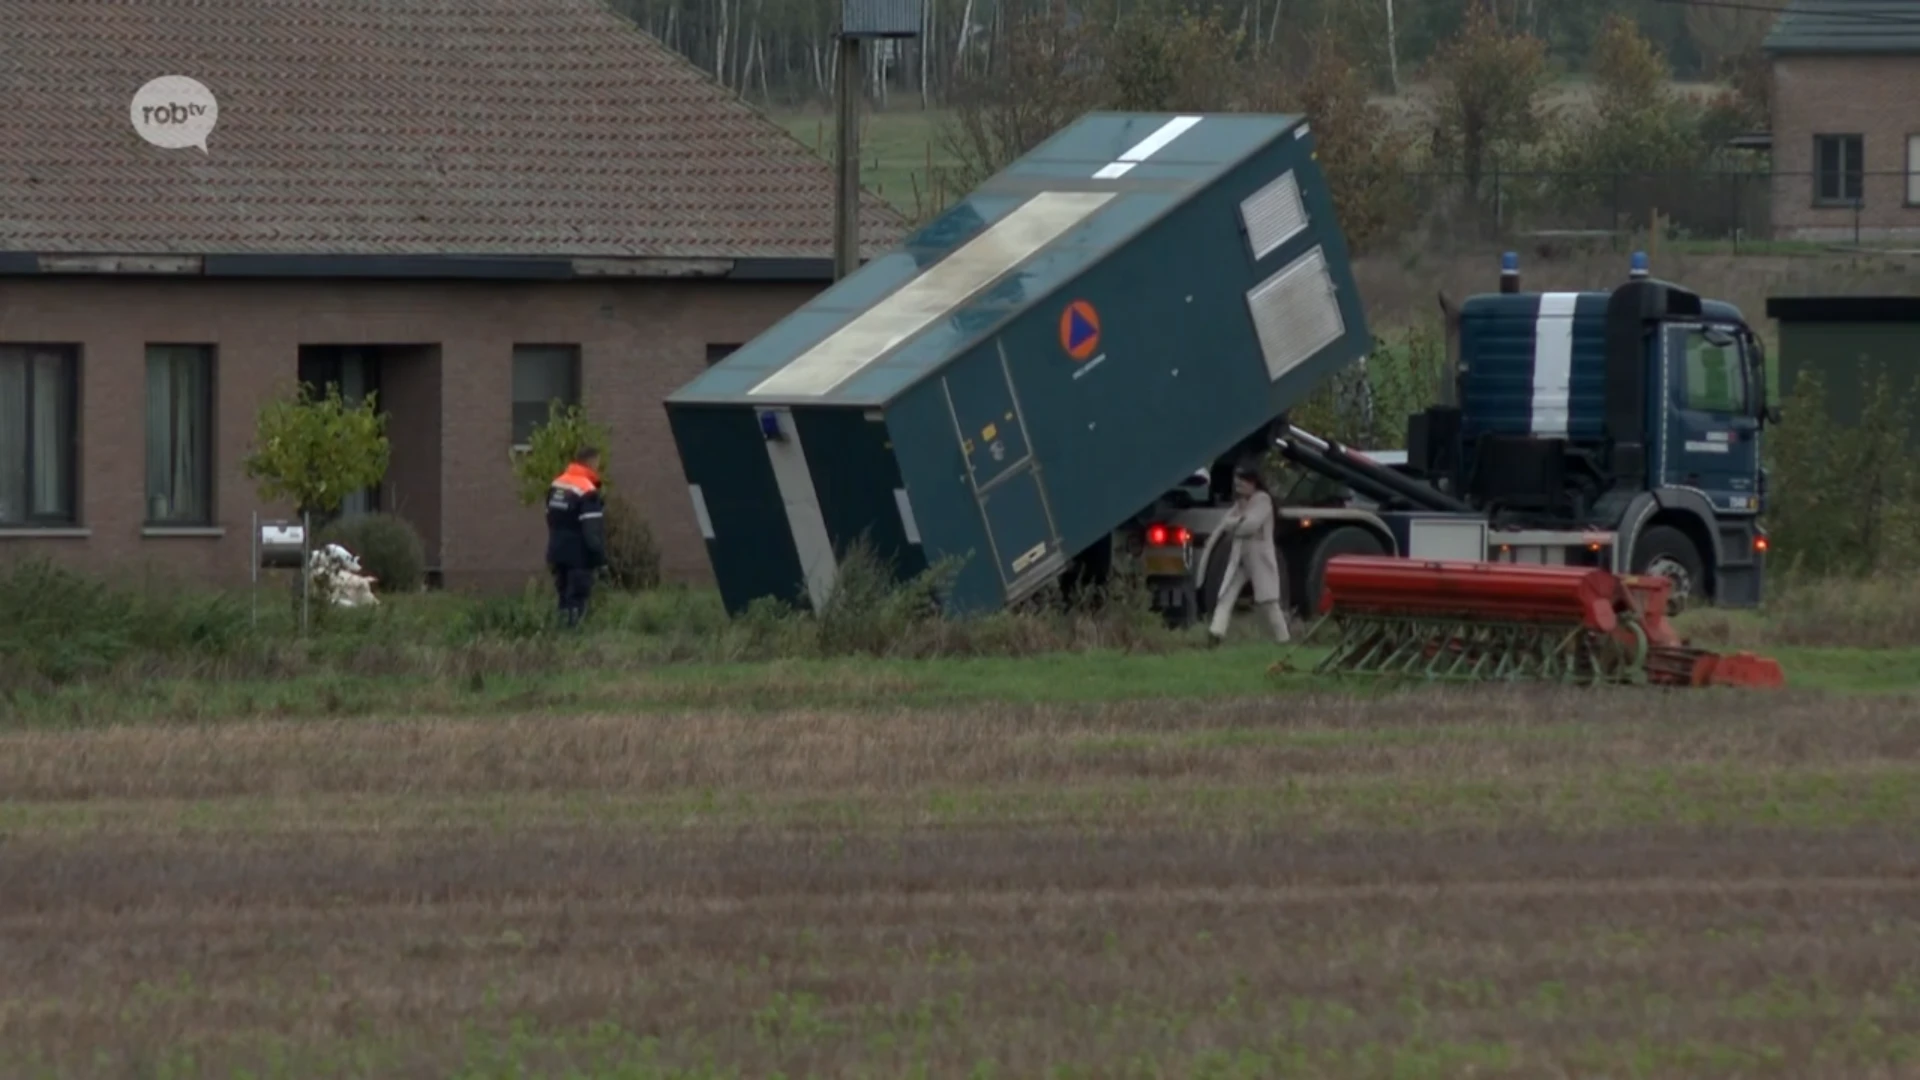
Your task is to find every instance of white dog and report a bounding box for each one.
[307,543,380,607]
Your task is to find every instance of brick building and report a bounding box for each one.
[1764,0,1920,242]
[0,0,906,591]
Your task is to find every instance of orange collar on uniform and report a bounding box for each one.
[552,462,600,495]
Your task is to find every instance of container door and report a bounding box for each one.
[941,343,1063,598]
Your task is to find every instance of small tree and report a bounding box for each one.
[243,382,390,520]
[1276,31,1417,255]
[513,400,613,507]
[937,5,1107,192]
[1547,16,1713,225]
[1105,9,1245,114]
[1423,5,1551,204]
[243,381,389,624]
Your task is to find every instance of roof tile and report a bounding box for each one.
[0,0,910,259]
[1764,0,1920,55]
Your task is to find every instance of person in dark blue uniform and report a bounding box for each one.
[545,446,607,627]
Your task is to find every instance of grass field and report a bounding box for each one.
[7,558,1920,1075]
[8,678,1920,1077]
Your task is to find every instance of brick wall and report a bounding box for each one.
[1771,55,1920,241]
[0,275,820,591]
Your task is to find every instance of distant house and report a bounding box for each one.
[1763,0,1920,242]
[0,0,906,591]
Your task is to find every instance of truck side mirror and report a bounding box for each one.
[1737,328,1773,424]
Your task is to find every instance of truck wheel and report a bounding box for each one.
[1629,525,1706,614]
[1305,527,1387,618]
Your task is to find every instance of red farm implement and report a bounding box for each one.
[1302,556,1784,689]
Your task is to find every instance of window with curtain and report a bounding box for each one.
[0,344,78,527]
[511,344,581,446]
[146,344,215,525]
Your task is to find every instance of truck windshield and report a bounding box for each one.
[1676,325,1750,415]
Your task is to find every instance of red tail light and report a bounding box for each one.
[1144,524,1192,547]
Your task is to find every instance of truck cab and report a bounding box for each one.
[1410,253,1775,608]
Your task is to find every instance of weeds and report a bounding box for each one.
[0,543,1179,696]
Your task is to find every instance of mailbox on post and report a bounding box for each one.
[257,520,306,569]
[840,0,922,36]
[251,513,312,629]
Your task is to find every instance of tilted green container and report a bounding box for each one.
[665,111,1373,616]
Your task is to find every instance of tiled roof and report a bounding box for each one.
[0,0,910,259]
[1764,0,1920,55]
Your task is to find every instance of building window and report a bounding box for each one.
[1908,133,1920,206]
[0,344,79,527]
[511,344,581,446]
[1815,133,1863,206]
[146,344,215,526]
[706,343,742,366]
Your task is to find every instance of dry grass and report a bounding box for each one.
[1681,573,1920,652]
[6,691,1920,1077]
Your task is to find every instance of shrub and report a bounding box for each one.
[513,401,613,508]
[1763,364,1920,577]
[243,381,390,517]
[810,539,960,657]
[0,559,249,688]
[600,491,662,592]
[316,511,428,594]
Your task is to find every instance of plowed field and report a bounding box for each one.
[5,686,1919,1077]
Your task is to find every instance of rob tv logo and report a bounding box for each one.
[129,75,219,153]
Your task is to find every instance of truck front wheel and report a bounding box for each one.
[1304,527,1387,618]
[1629,525,1706,614]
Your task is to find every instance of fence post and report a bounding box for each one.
[1493,164,1503,236]
[1733,172,1741,254]
[1612,172,1621,246]
[300,509,312,636]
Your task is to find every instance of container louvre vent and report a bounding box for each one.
[1239,170,1308,261]
[1246,246,1344,382]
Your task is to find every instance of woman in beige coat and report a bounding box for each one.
[1208,466,1290,646]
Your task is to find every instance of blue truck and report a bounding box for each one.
[664,111,1775,622]
[1143,249,1778,625]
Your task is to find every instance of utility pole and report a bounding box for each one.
[835,0,923,281]
[834,34,862,280]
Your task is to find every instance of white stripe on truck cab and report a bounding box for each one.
[1530,292,1579,439]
